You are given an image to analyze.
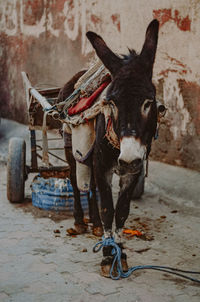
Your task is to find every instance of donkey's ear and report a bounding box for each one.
[86,31,123,75]
[140,19,159,78]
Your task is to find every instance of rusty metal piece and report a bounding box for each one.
[40,170,69,179]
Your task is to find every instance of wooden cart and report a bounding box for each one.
[7,72,69,203]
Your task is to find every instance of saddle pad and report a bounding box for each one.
[71,120,96,191]
[68,79,111,116]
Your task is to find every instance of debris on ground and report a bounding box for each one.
[123,229,143,237]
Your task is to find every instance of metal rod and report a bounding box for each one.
[36,144,66,162]
[30,130,38,169]
[36,138,63,142]
[47,148,64,151]
[47,151,67,163]
[36,145,65,152]
[36,147,64,151]
[38,146,64,151]
[36,152,53,166]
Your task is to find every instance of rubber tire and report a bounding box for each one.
[131,164,145,200]
[7,137,26,203]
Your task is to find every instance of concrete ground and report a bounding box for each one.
[0,119,200,302]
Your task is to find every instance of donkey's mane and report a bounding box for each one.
[121,49,138,63]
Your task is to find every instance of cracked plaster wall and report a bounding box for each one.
[0,0,199,170]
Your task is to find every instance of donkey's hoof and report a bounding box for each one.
[74,223,88,234]
[101,264,112,278]
[100,253,128,278]
[100,256,115,278]
[121,254,128,272]
[93,226,103,237]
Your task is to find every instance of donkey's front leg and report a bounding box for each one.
[115,173,140,231]
[96,168,114,234]
[95,166,117,277]
[114,174,140,272]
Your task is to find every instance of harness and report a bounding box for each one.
[105,116,120,149]
[46,62,165,190]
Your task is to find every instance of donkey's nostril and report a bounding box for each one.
[132,158,142,167]
[118,159,128,166]
[118,158,142,167]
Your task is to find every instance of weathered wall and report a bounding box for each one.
[0,0,200,170]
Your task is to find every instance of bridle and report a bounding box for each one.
[102,98,166,176]
[101,99,120,150]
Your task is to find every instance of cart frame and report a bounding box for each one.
[21,72,69,179]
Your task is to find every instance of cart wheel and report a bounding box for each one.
[7,137,26,203]
[131,164,145,200]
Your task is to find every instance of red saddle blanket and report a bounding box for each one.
[68,78,111,116]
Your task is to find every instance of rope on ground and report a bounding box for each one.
[93,236,200,282]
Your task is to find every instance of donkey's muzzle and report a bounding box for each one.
[118,158,142,175]
[118,136,146,166]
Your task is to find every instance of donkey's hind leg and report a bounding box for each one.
[64,146,87,234]
[88,169,103,237]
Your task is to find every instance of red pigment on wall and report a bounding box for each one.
[166,56,188,70]
[91,14,101,25]
[23,0,45,25]
[49,0,66,12]
[111,14,120,32]
[159,68,187,77]
[153,9,191,31]
[65,0,76,31]
[197,98,200,134]
[159,56,191,77]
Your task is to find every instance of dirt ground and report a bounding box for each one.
[0,119,200,302]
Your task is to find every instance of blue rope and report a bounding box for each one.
[43,88,81,113]
[43,105,57,112]
[93,236,200,282]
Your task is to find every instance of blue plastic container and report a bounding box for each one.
[31,176,89,212]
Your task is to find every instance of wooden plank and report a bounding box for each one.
[38,87,61,95]
[21,71,54,110]
[30,88,52,110]
[21,71,32,90]
[21,71,32,108]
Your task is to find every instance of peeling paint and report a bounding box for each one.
[19,0,46,38]
[0,0,200,170]
[153,8,191,31]
[91,14,101,25]
[63,0,79,41]
[111,14,120,32]
[163,72,191,140]
[0,0,18,36]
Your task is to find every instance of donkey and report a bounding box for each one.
[59,19,162,276]
[85,19,160,276]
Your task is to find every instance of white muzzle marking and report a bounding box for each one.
[119,136,146,163]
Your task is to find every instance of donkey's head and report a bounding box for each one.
[87,20,160,172]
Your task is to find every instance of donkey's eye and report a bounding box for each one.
[144,101,151,110]
[142,99,153,116]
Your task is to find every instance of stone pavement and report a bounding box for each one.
[0,119,200,301]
